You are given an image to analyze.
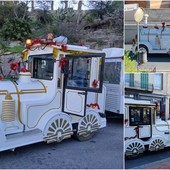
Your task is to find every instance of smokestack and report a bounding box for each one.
[144,14,149,27]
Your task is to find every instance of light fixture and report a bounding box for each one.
[47,33,53,40]
[25,39,32,45]
[134,7,144,23]
[134,7,144,66]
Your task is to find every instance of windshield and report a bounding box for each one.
[31,55,54,80]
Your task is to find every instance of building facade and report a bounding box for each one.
[125,0,170,9]
[125,72,170,120]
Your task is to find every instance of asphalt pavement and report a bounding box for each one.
[125,147,170,169]
[0,118,123,169]
[132,157,170,169]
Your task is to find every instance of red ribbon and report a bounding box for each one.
[124,127,138,140]
[61,44,67,52]
[92,79,98,88]
[0,75,3,80]
[10,62,19,71]
[20,68,30,72]
[154,26,159,29]
[86,103,100,110]
[59,57,68,68]
[26,38,58,49]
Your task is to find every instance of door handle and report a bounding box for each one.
[78,92,86,95]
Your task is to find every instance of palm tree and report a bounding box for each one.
[77,0,83,25]
[61,0,68,11]
[51,0,54,10]
[31,0,34,11]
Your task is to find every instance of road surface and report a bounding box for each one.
[0,118,123,169]
[125,147,170,169]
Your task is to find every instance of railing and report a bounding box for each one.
[125,80,154,92]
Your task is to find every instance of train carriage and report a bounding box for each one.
[132,23,170,54]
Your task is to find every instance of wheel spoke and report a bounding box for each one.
[44,115,73,143]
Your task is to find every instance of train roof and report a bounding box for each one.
[125,98,155,106]
[102,48,124,59]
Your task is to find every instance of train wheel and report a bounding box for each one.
[125,140,145,159]
[75,132,96,141]
[75,112,100,141]
[139,45,148,54]
[43,114,73,143]
[149,138,165,151]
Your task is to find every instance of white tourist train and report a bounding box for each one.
[125,98,170,158]
[0,37,108,152]
[132,22,170,54]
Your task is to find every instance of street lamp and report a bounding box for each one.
[134,7,144,64]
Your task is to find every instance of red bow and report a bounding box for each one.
[59,57,68,68]
[0,75,3,80]
[61,44,67,52]
[20,68,30,72]
[10,62,19,71]
[86,103,100,110]
[92,79,98,88]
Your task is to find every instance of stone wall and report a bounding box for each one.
[84,16,123,49]
[0,53,23,77]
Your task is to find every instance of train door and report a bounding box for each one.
[129,106,152,139]
[62,53,105,117]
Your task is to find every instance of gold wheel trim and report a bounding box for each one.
[78,113,100,136]
[126,141,144,157]
[149,138,165,151]
[44,117,73,143]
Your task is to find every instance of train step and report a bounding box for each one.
[0,129,43,152]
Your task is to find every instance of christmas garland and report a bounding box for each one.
[86,103,100,110]
[26,38,68,52]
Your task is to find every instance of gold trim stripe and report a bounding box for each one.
[19,74,31,76]
[8,80,47,124]
[27,91,62,128]
[38,80,47,93]
[11,81,23,124]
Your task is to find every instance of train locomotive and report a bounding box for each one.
[125,98,170,159]
[0,37,107,152]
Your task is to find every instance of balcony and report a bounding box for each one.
[125,80,154,93]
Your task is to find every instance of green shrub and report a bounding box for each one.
[1,18,32,41]
[6,45,24,54]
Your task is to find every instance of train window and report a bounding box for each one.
[65,54,105,92]
[32,57,54,80]
[104,62,121,84]
[129,107,151,126]
[67,57,91,88]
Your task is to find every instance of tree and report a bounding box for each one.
[88,1,123,20]
[61,0,68,11]
[31,0,34,11]
[125,51,138,72]
[0,2,18,28]
[0,2,31,41]
[51,0,54,10]
[77,0,83,25]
